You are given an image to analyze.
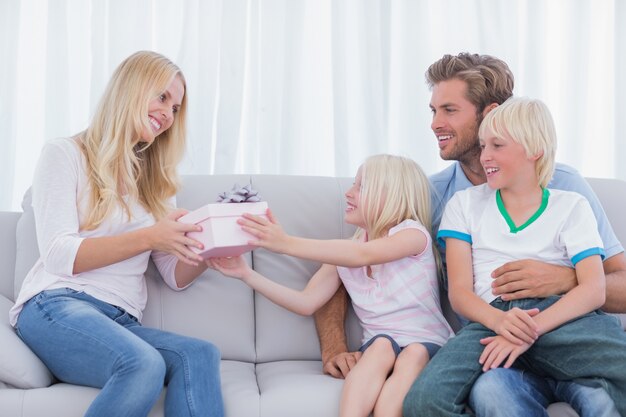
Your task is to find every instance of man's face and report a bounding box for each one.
[429,79,482,162]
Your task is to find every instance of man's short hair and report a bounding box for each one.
[426,53,514,114]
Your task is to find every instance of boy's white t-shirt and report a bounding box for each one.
[437,184,605,305]
[9,137,181,327]
[337,219,454,348]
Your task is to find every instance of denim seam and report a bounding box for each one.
[158,347,196,416]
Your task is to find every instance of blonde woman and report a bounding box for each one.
[209,154,454,417]
[10,51,224,417]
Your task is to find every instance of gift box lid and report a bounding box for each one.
[178,201,268,225]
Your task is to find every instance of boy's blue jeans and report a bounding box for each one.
[402,296,626,417]
[16,288,224,417]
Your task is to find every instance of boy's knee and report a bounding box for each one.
[402,376,438,417]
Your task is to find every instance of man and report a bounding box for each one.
[315,53,626,416]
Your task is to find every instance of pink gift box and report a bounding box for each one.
[178,201,268,258]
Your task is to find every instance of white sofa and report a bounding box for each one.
[1,174,625,417]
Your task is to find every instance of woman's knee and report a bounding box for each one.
[175,339,222,371]
[118,344,166,382]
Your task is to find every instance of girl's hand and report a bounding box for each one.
[492,308,540,345]
[148,208,205,266]
[479,335,532,371]
[238,209,290,253]
[206,256,252,280]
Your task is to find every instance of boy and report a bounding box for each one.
[403,97,626,417]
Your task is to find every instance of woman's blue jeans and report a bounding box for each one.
[16,288,224,417]
[402,296,626,417]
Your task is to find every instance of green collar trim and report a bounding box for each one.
[496,188,550,233]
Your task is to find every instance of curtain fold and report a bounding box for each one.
[1,0,624,211]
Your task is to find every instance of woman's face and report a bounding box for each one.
[140,75,185,144]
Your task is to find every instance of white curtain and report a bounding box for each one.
[1,0,624,211]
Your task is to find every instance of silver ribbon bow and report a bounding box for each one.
[217,183,262,203]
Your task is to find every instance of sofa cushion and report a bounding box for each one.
[142,259,257,362]
[0,294,54,388]
[256,361,343,417]
[250,176,359,362]
[14,188,39,300]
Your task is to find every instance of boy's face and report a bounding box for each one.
[479,127,537,191]
[429,79,482,162]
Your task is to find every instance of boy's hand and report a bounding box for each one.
[206,256,252,280]
[492,308,539,344]
[238,209,290,253]
[479,335,532,371]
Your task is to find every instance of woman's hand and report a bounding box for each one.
[238,209,290,253]
[206,256,253,280]
[479,335,533,371]
[492,307,540,345]
[148,208,205,266]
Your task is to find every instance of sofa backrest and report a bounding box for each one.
[7,175,626,363]
[144,175,363,363]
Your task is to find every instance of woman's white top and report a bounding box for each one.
[9,137,182,326]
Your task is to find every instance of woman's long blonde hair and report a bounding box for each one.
[79,51,187,230]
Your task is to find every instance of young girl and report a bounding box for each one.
[11,51,224,417]
[403,97,626,417]
[209,154,453,417]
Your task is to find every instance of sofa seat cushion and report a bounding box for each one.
[256,360,343,417]
[0,294,53,389]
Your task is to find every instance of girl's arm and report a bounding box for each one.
[532,255,605,335]
[239,210,427,267]
[209,257,342,316]
[447,238,539,344]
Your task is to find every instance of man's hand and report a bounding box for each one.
[491,259,577,301]
[322,351,362,379]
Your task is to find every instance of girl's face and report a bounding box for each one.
[344,167,367,228]
[479,127,538,191]
[140,75,185,144]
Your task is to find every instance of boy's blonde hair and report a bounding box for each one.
[80,51,187,230]
[478,97,556,188]
[355,154,433,241]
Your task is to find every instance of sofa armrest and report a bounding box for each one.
[0,293,54,388]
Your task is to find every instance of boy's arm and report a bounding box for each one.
[446,238,538,344]
[601,254,626,312]
[490,252,626,312]
[532,255,606,335]
[314,285,362,378]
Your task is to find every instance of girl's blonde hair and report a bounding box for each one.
[478,97,556,188]
[79,51,187,230]
[354,154,434,241]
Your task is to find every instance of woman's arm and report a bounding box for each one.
[209,258,341,316]
[73,208,205,274]
[239,211,428,267]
